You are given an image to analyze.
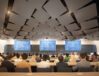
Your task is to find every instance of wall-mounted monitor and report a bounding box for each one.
[40,39,56,51]
[14,39,31,51]
[65,39,81,51]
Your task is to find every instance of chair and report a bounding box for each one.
[37,68,51,72]
[0,67,7,72]
[56,62,72,72]
[15,67,29,72]
[56,67,72,72]
[78,67,93,72]
[95,66,99,72]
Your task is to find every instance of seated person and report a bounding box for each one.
[51,54,56,58]
[37,54,50,68]
[31,54,36,62]
[35,54,41,62]
[64,53,70,62]
[13,53,22,63]
[92,54,98,62]
[1,55,15,72]
[0,53,4,62]
[73,53,91,71]
[16,53,31,72]
[56,55,72,72]
[69,52,77,64]
[35,56,41,62]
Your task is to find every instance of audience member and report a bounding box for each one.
[1,55,15,72]
[64,53,70,62]
[16,53,31,72]
[35,53,41,62]
[37,54,50,68]
[56,55,72,72]
[92,52,98,62]
[73,53,91,71]
[14,53,22,64]
[69,52,77,64]
[0,53,4,62]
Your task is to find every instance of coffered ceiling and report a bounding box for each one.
[0,0,99,40]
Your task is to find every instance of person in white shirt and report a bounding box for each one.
[69,52,77,63]
[74,52,80,61]
[0,53,4,62]
[37,54,50,68]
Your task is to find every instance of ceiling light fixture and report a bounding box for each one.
[7,10,11,15]
[67,11,72,15]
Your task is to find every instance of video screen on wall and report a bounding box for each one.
[65,39,81,51]
[40,39,56,51]
[14,39,31,51]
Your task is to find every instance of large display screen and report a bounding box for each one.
[14,39,31,51]
[40,39,56,51]
[65,39,81,51]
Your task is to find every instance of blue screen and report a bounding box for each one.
[65,39,81,51]
[40,39,56,51]
[14,39,31,51]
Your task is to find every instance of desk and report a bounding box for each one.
[28,62,99,66]
[0,72,99,76]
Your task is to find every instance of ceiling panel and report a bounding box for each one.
[32,0,46,9]
[75,35,84,39]
[19,31,28,36]
[27,18,39,28]
[67,35,74,39]
[66,0,92,12]
[25,35,33,39]
[28,31,36,36]
[58,14,74,25]
[84,28,99,34]
[22,25,33,32]
[8,31,17,36]
[75,4,97,22]
[44,0,67,18]
[33,8,50,22]
[93,32,99,37]
[0,0,8,26]
[12,0,35,19]
[81,20,98,30]
[9,13,26,26]
[47,19,59,27]
[16,36,24,39]
[66,23,80,31]
[55,25,66,32]
[62,31,71,36]
[0,23,3,30]
[7,23,21,31]
[4,30,17,37]
[72,30,83,36]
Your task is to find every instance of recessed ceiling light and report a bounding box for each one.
[7,10,11,15]
[67,11,72,15]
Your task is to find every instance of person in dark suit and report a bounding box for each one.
[1,55,15,72]
[56,55,72,72]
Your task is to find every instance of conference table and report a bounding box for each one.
[0,72,99,76]
[29,61,99,66]
[1,60,99,67]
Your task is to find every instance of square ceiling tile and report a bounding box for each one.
[81,20,98,30]
[44,0,67,18]
[75,4,97,22]
[66,23,80,31]
[58,14,74,25]
[66,0,92,12]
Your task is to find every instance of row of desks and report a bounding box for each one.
[0,72,99,76]
[28,62,99,66]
